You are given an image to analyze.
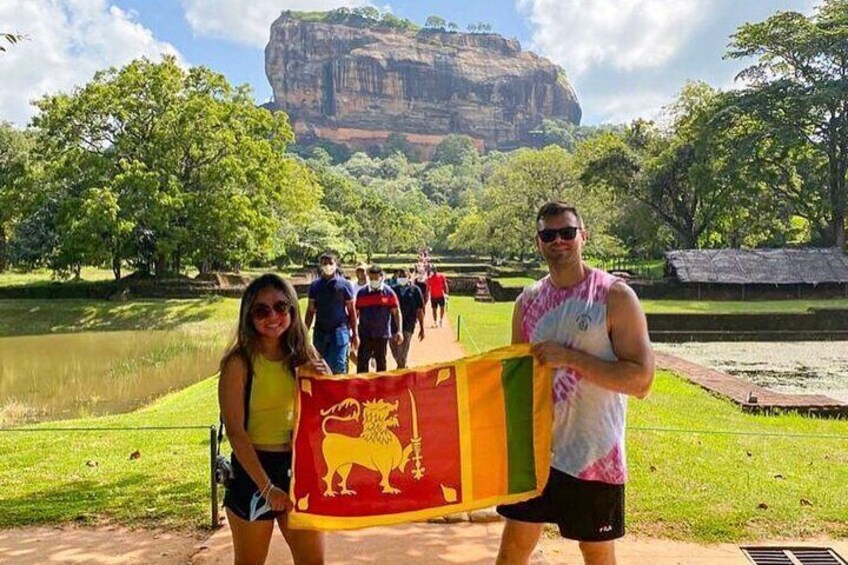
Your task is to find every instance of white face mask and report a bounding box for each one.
[368,279,383,290]
[321,264,336,276]
[397,277,409,286]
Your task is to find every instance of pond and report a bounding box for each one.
[655,341,848,403]
[0,329,229,426]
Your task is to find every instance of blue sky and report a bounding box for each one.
[1,0,816,128]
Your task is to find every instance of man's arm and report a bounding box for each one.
[305,298,317,332]
[511,298,526,345]
[531,282,654,399]
[390,306,403,344]
[346,299,359,349]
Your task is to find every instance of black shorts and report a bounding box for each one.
[431,296,446,308]
[223,450,292,522]
[496,467,625,542]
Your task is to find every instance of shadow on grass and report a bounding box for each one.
[0,297,233,338]
[0,474,208,529]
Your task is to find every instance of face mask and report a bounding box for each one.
[321,265,335,276]
[368,279,383,290]
[397,278,409,286]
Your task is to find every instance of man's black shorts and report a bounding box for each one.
[496,467,625,542]
[430,296,446,308]
[223,450,292,521]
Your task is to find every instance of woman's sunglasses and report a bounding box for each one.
[537,227,580,243]
[251,300,291,320]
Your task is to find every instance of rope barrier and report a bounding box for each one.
[0,425,212,432]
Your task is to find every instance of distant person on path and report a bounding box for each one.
[496,202,655,565]
[353,263,369,295]
[305,252,358,374]
[388,267,426,369]
[218,274,330,564]
[413,267,429,305]
[355,264,403,373]
[427,266,449,328]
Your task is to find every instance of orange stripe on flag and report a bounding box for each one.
[466,358,508,501]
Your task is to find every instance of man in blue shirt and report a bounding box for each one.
[388,267,426,369]
[305,252,358,374]
[355,265,402,373]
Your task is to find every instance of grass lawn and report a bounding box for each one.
[1,295,847,539]
[640,299,848,314]
[448,296,848,541]
[0,267,121,287]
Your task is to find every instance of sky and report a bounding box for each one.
[0,0,818,128]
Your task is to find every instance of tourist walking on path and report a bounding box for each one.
[355,264,403,373]
[218,274,330,565]
[305,252,358,374]
[496,202,655,565]
[353,263,369,295]
[427,266,448,328]
[388,267,426,369]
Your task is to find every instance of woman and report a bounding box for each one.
[219,274,328,565]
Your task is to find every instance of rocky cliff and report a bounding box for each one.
[265,12,582,156]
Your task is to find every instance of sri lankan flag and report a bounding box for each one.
[288,343,553,530]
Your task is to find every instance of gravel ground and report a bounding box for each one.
[654,341,848,402]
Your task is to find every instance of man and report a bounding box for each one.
[353,263,369,295]
[388,267,426,369]
[496,202,655,565]
[305,252,358,374]
[355,264,403,373]
[413,267,429,306]
[427,266,448,328]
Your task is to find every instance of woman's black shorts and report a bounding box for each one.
[223,450,292,522]
[496,467,625,542]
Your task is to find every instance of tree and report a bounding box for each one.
[475,146,621,259]
[447,22,459,32]
[0,123,36,271]
[0,33,25,53]
[425,16,447,31]
[432,134,479,166]
[467,24,478,33]
[32,57,321,278]
[727,0,848,247]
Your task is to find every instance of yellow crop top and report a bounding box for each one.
[246,354,296,445]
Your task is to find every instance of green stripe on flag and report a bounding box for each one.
[501,356,536,493]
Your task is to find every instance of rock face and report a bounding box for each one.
[265,12,582,156]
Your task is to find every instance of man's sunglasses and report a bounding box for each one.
[251,301,291,320]
[537,227,581,243]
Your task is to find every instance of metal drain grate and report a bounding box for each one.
[742,547,848,565]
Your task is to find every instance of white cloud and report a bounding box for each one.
[517,0,815,124]
[0,0,182,127]
[517,0,704,77]
[181,0,370,48]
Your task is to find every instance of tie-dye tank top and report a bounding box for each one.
[518,268,627,484]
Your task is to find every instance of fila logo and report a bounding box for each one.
[598,525,613,533]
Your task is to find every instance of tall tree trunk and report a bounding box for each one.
[112,254,121,280]
[154,253,167,278]
[172,249,181,275]
[0,224,7,273]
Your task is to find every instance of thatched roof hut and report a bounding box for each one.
[665,248,848,285]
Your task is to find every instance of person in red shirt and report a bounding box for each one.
[427,267,449,328]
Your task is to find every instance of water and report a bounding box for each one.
[0,330,227,426]
[654,341,848,402]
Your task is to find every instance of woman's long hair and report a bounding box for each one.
[220,273,314,373]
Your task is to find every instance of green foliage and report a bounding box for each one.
[28,57,321,278]
[727,0,848,247]
[432,134,480,167]
[424,15,447,31]
[0,32,25,53]
[289,8,419,32]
